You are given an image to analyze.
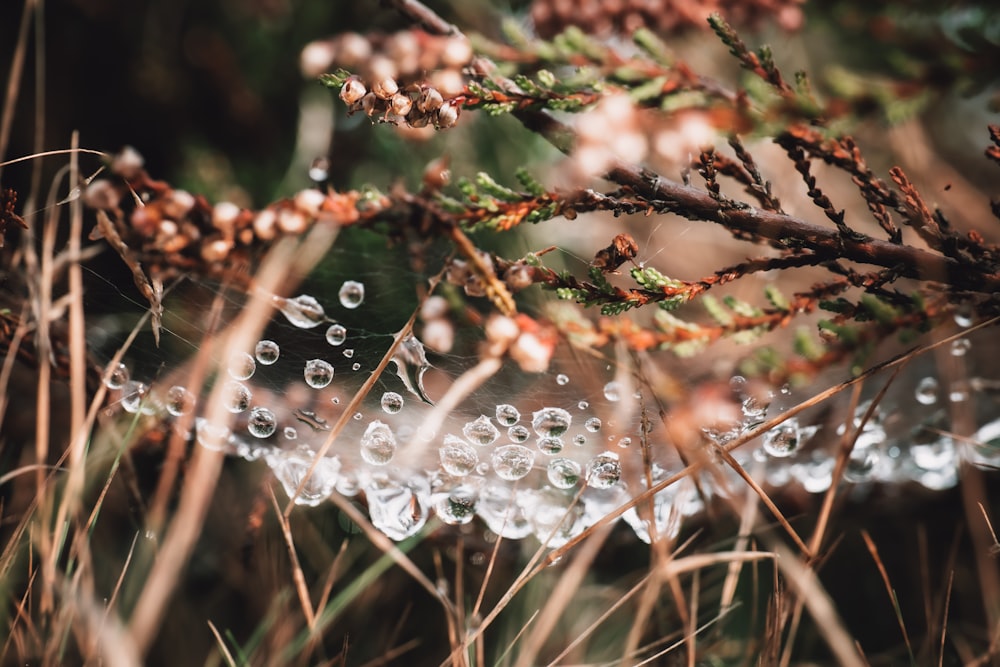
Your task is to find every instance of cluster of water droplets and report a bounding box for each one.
[102,289,1000,543]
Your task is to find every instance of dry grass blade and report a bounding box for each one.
[94,532,138,648]
[719,465,761,614]
[357,638,421,667]
[493,609,539,666]
[770,541,865,667]
[268,486,317,630]
[629,608,728,667]
[807,378,865,557]
[0,0,34,170]
[323,492,444,607]
[713,446,810,556]
[513,523,612,667]
[860,530,915,664]
[977,503,1000,555]
[546,572,652,666]
[939,570,954,667]
[208,620,239,667]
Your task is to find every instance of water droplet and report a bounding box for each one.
[338,280,365,309]
[309,156,330,182]
[584,417,601,433]
[536,436,564,455]
[105,363,129,389]
[284,426,298,440]
[915,377,939,405]
[741,395,769,425]
[276,294,327,328]
[603,382,622,402]
[121,381,148,414]
[491,444,535,481]
[336,470,361,497]
[950,338,971,357]
[254,339,280,365]
[353,412,363,420]
[227,352,256,380]
[532,407,572,438]
[439,435,479,476]
[463,415,500,446]
[366,474,429,540]
[381,391,404,414]
[578,400,589,410]
[360,420,397,465]
[556,374,569,386]
[392,334,433,404]
[911,438,955,471]
[729,375,747,393]
[572,434,586,446]
[435,485,478,525]
[949,381,970,403]
[304,359,334,388]
[496,404,520,426]
[352,362,361,371]
[477,484,532,539]
[343,348,354,359]
[165,385,195,417]
[222,381,252,413]
[953,304,974,328]
[762,421,800,458]
[325,323,347,346]
[331,396,340,405]
[797,453,834,493]
[196,419,231,451]
[272,448,340,507]
[475,462,489,475]
[508,425,529,442]
[843,446,879,482]
[248,407,277,438]
[617,437,632,448]
[547,458,581,489]
[586,452,621,489]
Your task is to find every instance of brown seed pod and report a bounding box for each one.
[339,76,367,105]
[390,92,413,117]
[435,99,461,129]
[371,77,399,100]
[417,86,444,114]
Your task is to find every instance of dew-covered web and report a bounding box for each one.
[92,228,1000,546]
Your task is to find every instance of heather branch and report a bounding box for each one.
[499,95,1000,293]
[726,135,783,213]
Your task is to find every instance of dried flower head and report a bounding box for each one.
[417,86,444,114]
[390,92,413,117]
[371,77,399,101]
[339,75,367,106]
[435,99,461,129]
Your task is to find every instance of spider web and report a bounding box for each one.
[90,220,994,545]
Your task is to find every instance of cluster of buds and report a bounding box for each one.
[570,94,718,180]
[83,148,388,270]
[301,29,473,98]
[447,252,542,300]
[530,0,803,38]
[483,313,557,373]
[571,93,648,183]
[339,75,462,130]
